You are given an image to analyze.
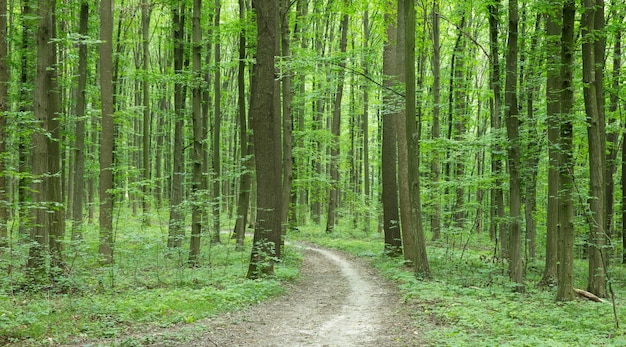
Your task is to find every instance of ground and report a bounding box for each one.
[65,244,428,346]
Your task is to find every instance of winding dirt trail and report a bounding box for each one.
[186,244,426,347]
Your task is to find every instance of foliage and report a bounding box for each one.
[0,209,301,346]
[289,224,626,346]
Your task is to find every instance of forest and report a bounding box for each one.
[1,0,626,345]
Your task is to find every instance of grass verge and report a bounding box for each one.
[0,211,302,346]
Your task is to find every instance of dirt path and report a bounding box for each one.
[183,244,426,347]
[64,244,427,346]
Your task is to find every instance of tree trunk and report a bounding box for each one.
[505,0,524,292]
[281,0,294,235]
[582,0,606,298]
[0,0,8,247]
[430,3,441,241]
[212,0,222,244]
[382,3,401,257]
[556,0,576,302]
[189,0,204,265]
[487,0,505,255]
[325,11,348,234]
[99,0,115,264]
[396,0,416,264]
[167,4,186,249]
[540,4,561,287]
[362,9,371,234]
[233,0,250,248]
[405,0,430,277]
[247,0,282,279]
[141,0,151,226]
[606,7,623,240]
[71,2,89,240]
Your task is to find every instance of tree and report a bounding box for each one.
[382,1,401,256]
[189,0,204,264]
[247,0,282,278]
[212,0,222,244]
[71,1,89,240]
[556,0,576,302]
[405,0,429,277]
[581,0,606,298]
[99,0,115,264]
[396,0,416,264]
[233,0,251,248]
[280,0,295,236]
[429,1,441,241]
[504,0,524,292]
[168,3,186,249]
[540,2,561,287]
[487,0,505,255]
[0,0,8,247]
[325,9,349,234]
[141,0,151,226]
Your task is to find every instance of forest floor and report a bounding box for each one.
[65,243,430,346]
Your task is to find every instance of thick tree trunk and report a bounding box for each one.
[247,0,282,279]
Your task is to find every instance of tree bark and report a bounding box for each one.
[167,4,186,249]
[189,0,204,264]
[71,2,89,240]
[141,0,151,226]
[212,0,222,244]
[396,0,416,264]
[281,0,294,235]
[247,0,282,278]
[99,0,115,264]
[430,3,441,241]
[0,0,8,247]
[582,0,607,298]
[405,0,430,277]
[505,0,524,292]
[556,0,576,302]
[382,3,401,257]
[233,0,251,248]
[540,4,561,287]
[487,0,505,255]
[325,11,348,234]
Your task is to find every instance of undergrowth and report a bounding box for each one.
[0,209,302,346]
[289,223,626,346]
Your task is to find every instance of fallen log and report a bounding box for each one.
[574,288,604,303]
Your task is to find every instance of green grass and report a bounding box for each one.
[288,224,626,346]
[0,210,302,346]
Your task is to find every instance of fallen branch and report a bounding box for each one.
[574,288,604,303]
